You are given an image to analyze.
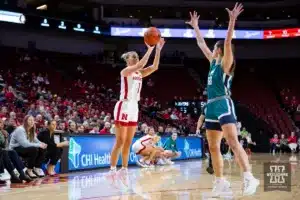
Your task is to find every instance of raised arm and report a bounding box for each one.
[186,11,213,62]
[222,3,243,74]
[121,45,155,77]
[140,38,165,78]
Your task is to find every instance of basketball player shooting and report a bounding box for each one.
[109,38,165,177]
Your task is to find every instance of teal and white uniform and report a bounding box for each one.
[205,59,237,131]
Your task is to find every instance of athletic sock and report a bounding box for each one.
[110,166,117,171]
[243,171,254,179]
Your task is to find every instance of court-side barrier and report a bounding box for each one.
[58,134,203,172]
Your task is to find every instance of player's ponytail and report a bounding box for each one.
[121,52,129,61]
[121,51,139,62]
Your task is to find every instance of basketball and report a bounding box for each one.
[144,27,161,46]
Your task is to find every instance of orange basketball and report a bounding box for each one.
[144,27,161,46]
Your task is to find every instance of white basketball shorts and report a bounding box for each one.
[113,100,138,126]
[132,141,144,154]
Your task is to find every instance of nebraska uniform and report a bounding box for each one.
[114,71,142,126]
[132,135,154,154]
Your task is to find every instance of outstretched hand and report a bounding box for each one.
[226,2,244,20]
[145,42,155,51]
[156,38,165,51]
[185,11,200,28]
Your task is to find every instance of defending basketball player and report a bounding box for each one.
[109,38,165,174]
[196,103,214,174]
[186,3,259,196]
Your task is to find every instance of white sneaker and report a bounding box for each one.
[13,169,20,177]
[2,170,11,180]
[117,168,130,190]
[212,178,232,197]
[157,159,166,165]
[33,168,45,177]
[26,170,37,179]
[136,159,148,168]
[165,159,174,165]
[243,177,260,196]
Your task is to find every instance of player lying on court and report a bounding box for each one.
[186,3,259,196]
[132,127,173,167]
[109,38,165,175]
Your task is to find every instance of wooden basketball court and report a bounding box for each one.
[0,154,298,200]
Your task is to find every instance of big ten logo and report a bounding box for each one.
[264,162,291,192]
[129,151,137,162]
[267,165,288,184]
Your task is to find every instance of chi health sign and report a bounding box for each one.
[68,135,202,171]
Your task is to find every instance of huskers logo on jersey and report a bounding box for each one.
[121,113,128,120]
[120,71,142,101]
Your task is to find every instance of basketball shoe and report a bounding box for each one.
[212,178,232,197]
[243,176,260,196]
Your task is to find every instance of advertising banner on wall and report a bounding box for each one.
[68,135,202,171]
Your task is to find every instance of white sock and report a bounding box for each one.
[110,166,117,171]
[215,176,225,182]
[243,171,253,179]
[121,167,128,170]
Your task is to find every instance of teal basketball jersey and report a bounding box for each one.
[207,59,233,100]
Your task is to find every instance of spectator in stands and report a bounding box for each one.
[4,86,16,101]
[0,107,8,118]
[140,123,148,135]
[100,122,111,134]
[110,120,115,134]
[244,133,256,155]
[297,104,300,112]
[27,104,39,117]
[162,110,170,120]
[89,125,100,134]
[157,126,165,136]
[68,121,77,133]
[6,117,18,134]
[0,119,32,183]
[280,134,289,153]
[164,126,172,136]
[38,120,69,176]
[58,121,66,132]
[240,127,249,138]
[9,115,47,178]
[170,111,179,120]
[35,114,45,132]
[9,112,19,125]
[270,134,280,154]
[288,132,298,153]
[77,125,85,133]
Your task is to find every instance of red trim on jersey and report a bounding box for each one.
[123,77,128,99]
[116,101,123,121]
[136,137,152,154]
